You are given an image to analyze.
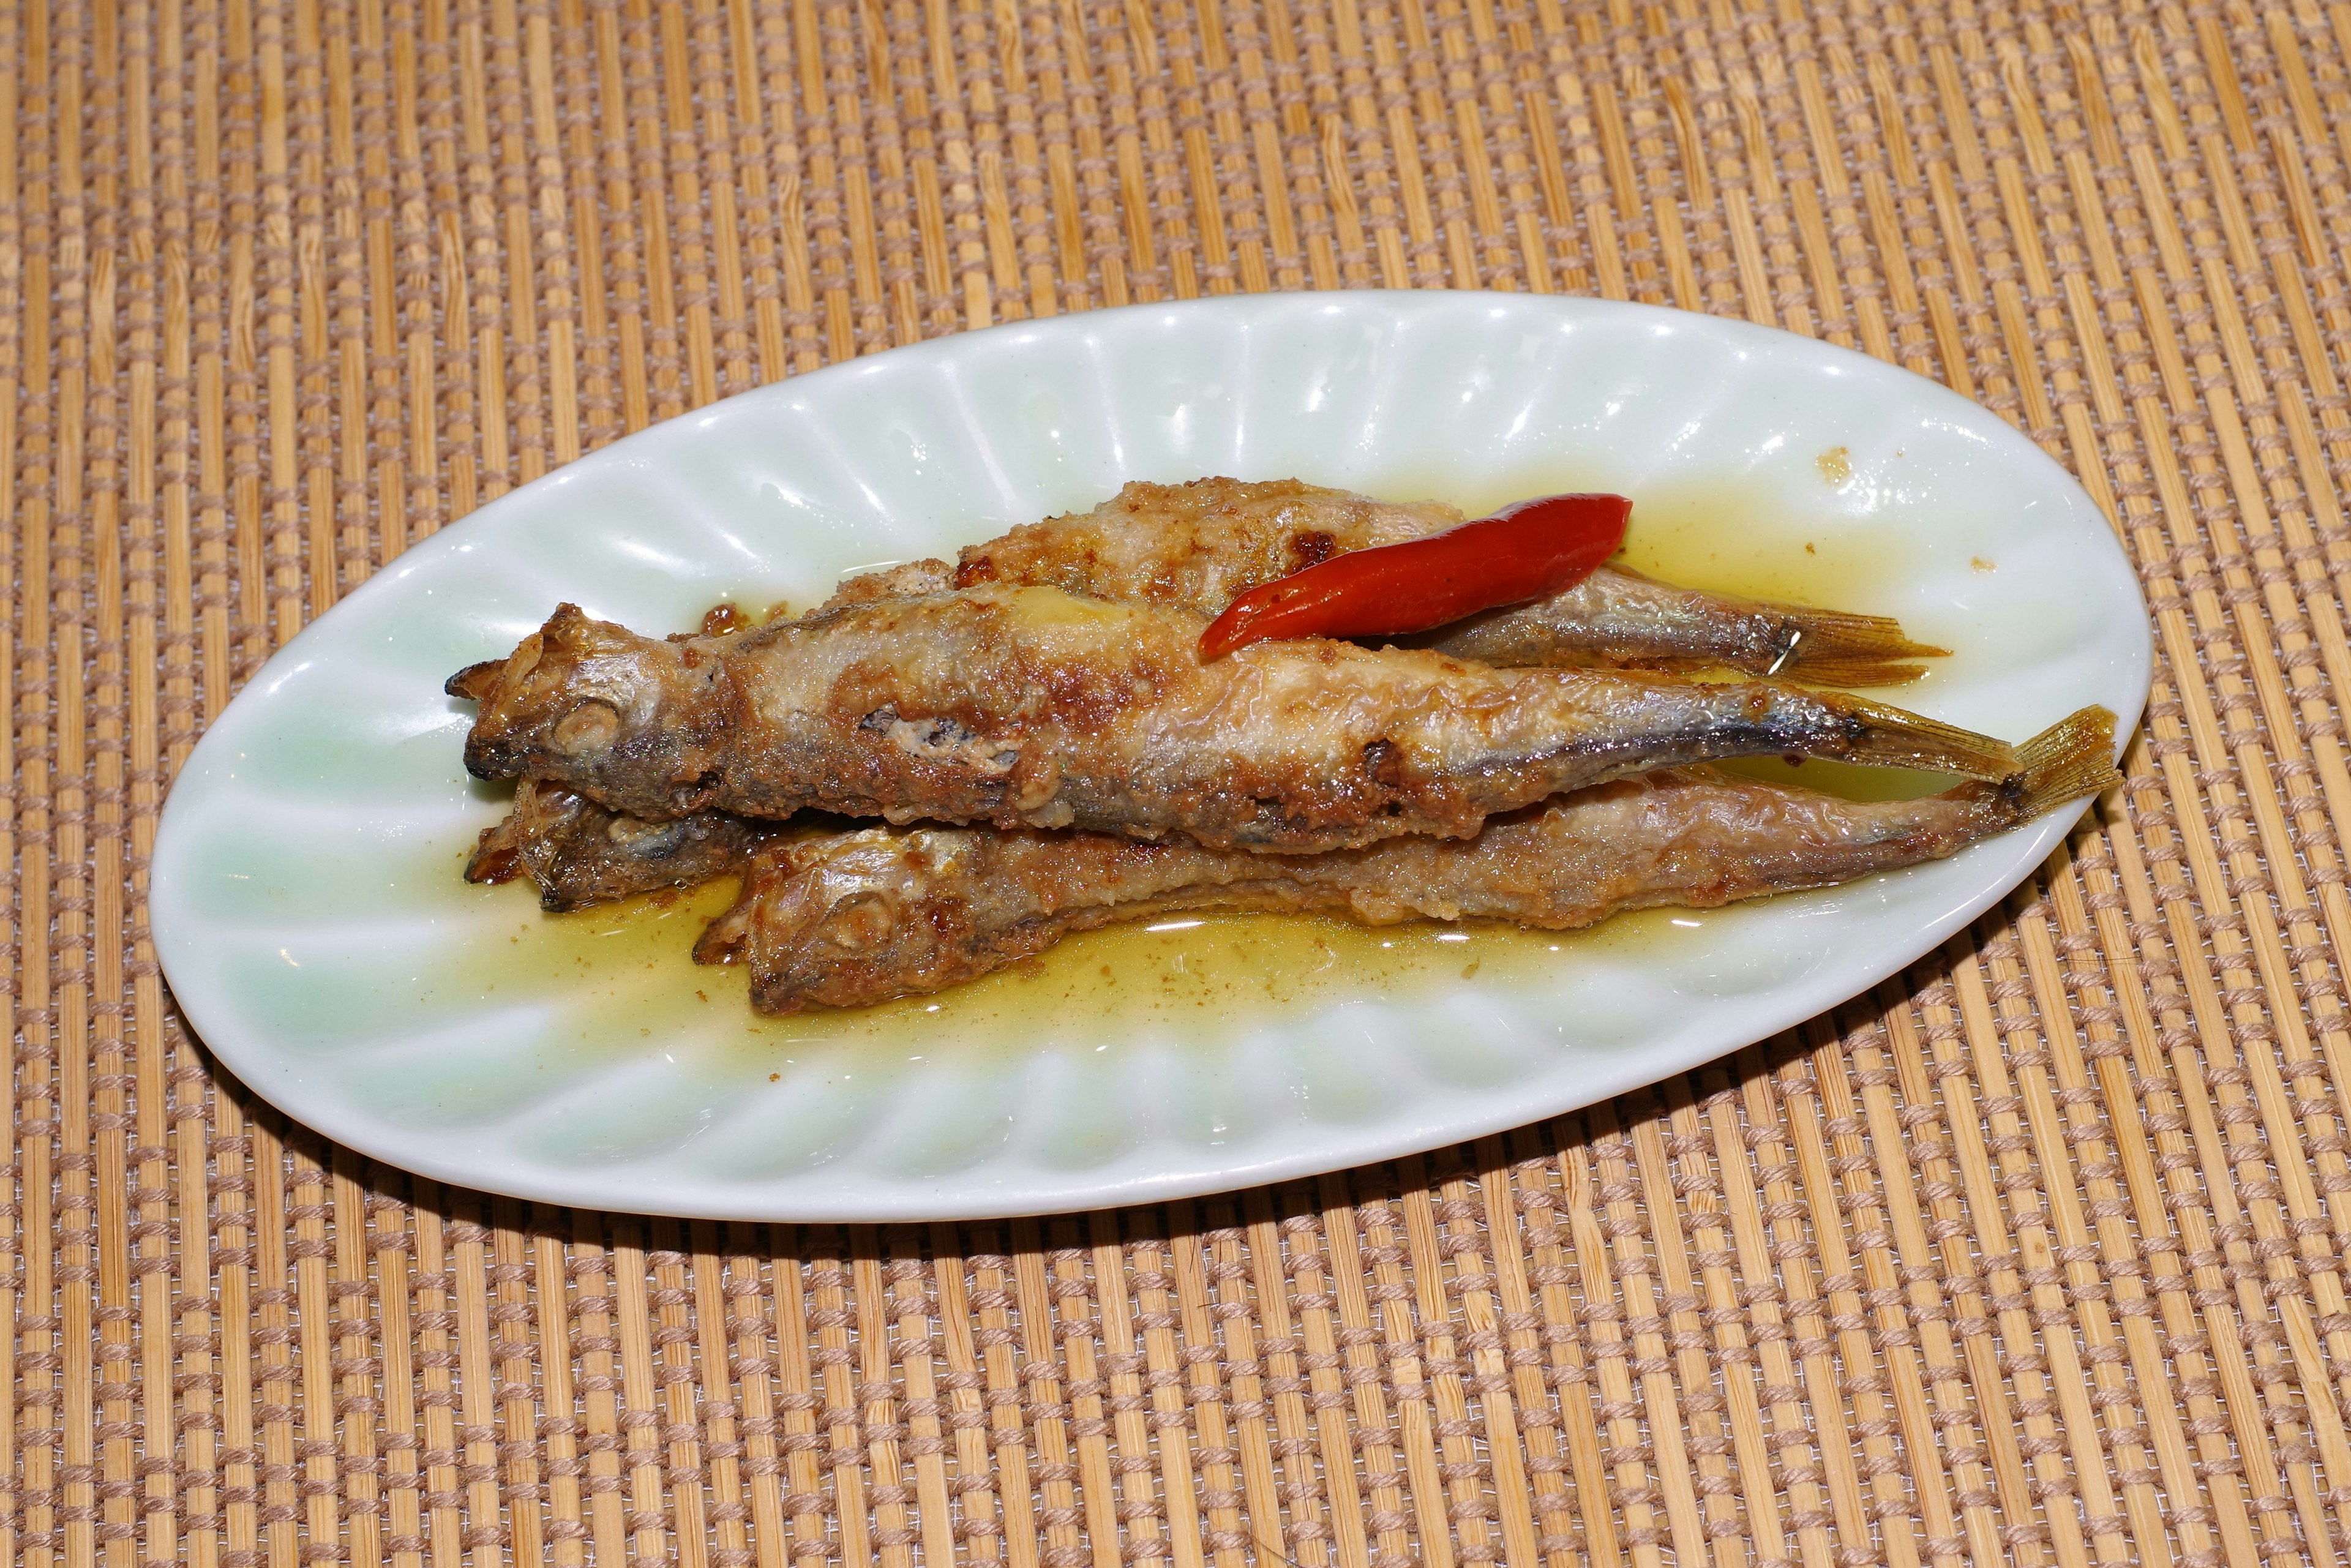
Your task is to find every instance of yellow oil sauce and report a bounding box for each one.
[473,473,1940,1059]
[1613,481,1910,620]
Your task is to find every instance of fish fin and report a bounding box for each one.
[1999,705,2121,817]
[693,890,754,965]
[1831,695,2023,779]
[444,658,506,700]
[1768,607,1949,688]
[463,815,524,885]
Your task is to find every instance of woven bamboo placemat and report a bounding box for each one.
[10,0,2351,1562]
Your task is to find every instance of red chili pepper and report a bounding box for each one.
[1197,492,1633,661]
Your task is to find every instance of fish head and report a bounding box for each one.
[456,603,736,816]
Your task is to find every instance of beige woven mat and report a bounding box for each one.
[9,0,2351,1562]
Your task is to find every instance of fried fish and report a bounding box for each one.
[939,478,1946,684]
[695,706,2117,1012]
[455,587,2026,853]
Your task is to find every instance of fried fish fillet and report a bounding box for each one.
[695,706,2117,1012]
[456,587,2027,853]
[933,478,1946,684]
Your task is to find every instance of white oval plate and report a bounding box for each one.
[152,291,2150,1221]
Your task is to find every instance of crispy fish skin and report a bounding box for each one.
[459,588,2023,853]
[696,706,2118,1013]
[950,478,1945,683]
[465,778,774,910]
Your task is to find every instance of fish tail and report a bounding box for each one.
[1997,705,2121,818]
[1829,694,2024,779]
[1769,607,1949,688]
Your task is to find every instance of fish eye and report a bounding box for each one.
[553,700,622,755]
